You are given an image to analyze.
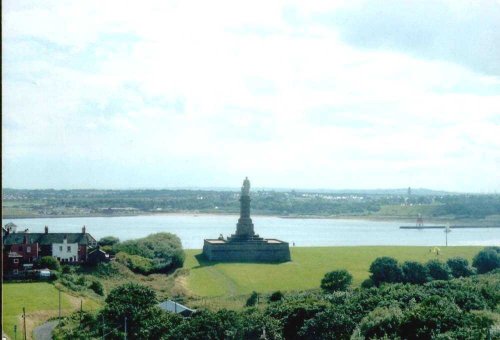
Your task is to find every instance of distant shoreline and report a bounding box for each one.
[2,211,495,226]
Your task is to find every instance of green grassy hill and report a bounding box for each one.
[2,282,101,340]
[185,246,482,297]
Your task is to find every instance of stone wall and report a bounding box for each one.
[203,240,291,262]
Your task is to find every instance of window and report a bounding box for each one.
[13,269,18,274]
[67,246,71,252]
[13,259,19,263]
[59,246,63,251]
[27,246,31,253]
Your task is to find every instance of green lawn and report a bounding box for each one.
[2,282,100,340]
[185,246,483,297]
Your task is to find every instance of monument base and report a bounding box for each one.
[203,239,291,262]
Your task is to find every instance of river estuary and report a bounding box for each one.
[3,215,499,249]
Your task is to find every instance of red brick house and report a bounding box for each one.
[2,225,98,275]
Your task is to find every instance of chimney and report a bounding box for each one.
[64,234,68,244]
[45,225,49,234]
[24,229,29,244]
[82,225,86,234]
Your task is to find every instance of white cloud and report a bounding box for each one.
[2,1,499,191]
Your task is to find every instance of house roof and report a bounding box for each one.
[158,300,195,316]
[3,233,97,246]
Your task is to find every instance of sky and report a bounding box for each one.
[2,0,500,192]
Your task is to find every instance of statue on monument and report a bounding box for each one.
[242,177,250,195]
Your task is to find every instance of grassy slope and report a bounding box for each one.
[2,282,101,340]
[185,246,482,297]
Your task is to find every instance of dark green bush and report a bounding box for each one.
[246,291,259,307]
[320,269,353,292]
[446,257,474,278]
[426,260,451,281]
[473,247,500,274]
[402,261,429,284]
[90,280,104,296]
[369,257,403,286]
[269,291,284,302]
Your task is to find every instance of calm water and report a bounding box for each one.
[3,215,499,249]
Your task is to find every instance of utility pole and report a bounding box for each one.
[445,224,451,247]
[124,317,127,340]
[22,307,27,340]
[102,314,105,340]
[14,325,17,340]
[58,288,62,321]
[80,300,83,326]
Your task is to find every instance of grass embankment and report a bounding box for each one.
[185,246,482,297]
[2,282,101,340]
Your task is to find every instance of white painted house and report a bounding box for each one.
[52,236,79,263]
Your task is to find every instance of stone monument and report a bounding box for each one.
[203,177,291,262]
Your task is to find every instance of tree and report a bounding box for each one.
[402,261,429,284]
[320,270,353,292]
[472,247,500,274]
[446,257,474,278]
[426,260,451,281]
[38,256,61,271]
[169,310,243,339]
[369,257,403,286]
[102,283,159,339]
[98,236,120,247]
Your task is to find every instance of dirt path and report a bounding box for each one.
[33,321,58,340]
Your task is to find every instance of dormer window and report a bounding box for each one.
[27,246,31,253]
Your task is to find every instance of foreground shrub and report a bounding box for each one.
[299,305,357,339]
[473,247,500,274]
[359,305,404,339]
[426,260,451,281]
[321,269,353,292]
[402,261,429,284]
[369,257,403,286]
[446,257,474,278]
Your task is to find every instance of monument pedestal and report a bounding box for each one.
[203,238,291,262]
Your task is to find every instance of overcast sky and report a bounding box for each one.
[3,1,500,192]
